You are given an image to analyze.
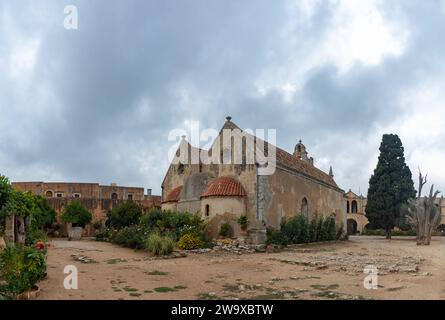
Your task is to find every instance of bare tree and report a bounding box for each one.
[403,171,442,245]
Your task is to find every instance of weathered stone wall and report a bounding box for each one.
[261,166,346,230]
[12,182,147,200]
[200,196,246,238]
[47,197,161,237]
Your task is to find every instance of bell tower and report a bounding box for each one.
[294,140,314,165]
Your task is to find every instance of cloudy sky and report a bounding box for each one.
[1,0,444,195]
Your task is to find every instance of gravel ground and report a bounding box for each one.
[37,236,445,300]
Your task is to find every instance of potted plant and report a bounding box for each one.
[61,200,92,241]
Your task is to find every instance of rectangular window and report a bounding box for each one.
[73,193,81,198]
[56,192,64,198]
[127,194,133,200]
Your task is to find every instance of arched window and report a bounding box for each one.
[205,204,210,217]
[45,190,53,198]
[111,193,118,200]
[301,197,309,219]
[346,201,350,213]
[351,200,358,214]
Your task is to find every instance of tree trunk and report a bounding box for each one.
[385,229,391,240]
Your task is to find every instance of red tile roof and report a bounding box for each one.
[222,120,339,189]
[201,176,247,198]
[163,185,183,203]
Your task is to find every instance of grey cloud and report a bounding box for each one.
[1,0,445,194]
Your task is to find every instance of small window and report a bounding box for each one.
[178,163,185,174]
[45,191,53,198]
[55,192,64,198]
[127,194,133,200]
[205,204,210,217]
[73,193,81,198]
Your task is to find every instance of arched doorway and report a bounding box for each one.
[438,224,445,235]
[347,219,358,235]
[45,190,53,198]
[301,197,309,219]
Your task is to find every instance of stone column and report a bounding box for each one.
[4,215,15,243]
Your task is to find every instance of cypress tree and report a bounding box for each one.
[366,134,416,239]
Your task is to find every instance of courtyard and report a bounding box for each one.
[37,236,445,300]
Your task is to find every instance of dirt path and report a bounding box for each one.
[37,236,445,300]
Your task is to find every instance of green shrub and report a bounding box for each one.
[0,244,46,297]
[109,226,146,249]
[140,209,206,241]
[145,233,175,256]
[238,215,248,230]
[178,233,204,250]
[219,222,232,238]
[26,229,48,246]
[106,201,142,229]
[61,200,92,228]
[267,215,343,246]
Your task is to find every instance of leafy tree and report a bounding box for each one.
[106,201,142,229]
[29,195,57,230]
[0,175,12,210]
[0,190,35,220]
[366,134,416,239]
[61,200,92,228]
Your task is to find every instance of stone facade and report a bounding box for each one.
[345,190,369,234]
[161,118,346,244]
[12,181,161,237]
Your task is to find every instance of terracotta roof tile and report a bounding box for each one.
[201,177,246,198]
[222,120,339,189]
[163,186,183,203]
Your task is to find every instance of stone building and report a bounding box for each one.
[12,181,161,236]
[161,117,346,244]
[345,190,369,234]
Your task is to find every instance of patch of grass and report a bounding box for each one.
[143,290,153,293]
[387,286,405,292]
[123,287,138,292]
[312,290,341,299]
[174,285,187,290]
[310,284,339,291]
[107,258,128,264]
[197,292,220,300]
[146,270,169,276]
[129,292,141,297]
[154,287,176,293]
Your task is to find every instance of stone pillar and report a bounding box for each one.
[4,215,15,243]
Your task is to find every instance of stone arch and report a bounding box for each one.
[45,190,53,198]
[347,218,358,235]
[301,197,309,219]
